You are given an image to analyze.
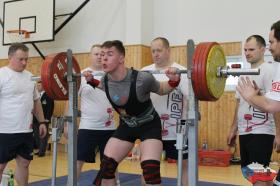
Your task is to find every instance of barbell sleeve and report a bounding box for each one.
[217,67,260,77]
[31,76,41,81]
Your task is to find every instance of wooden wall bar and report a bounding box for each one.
[199,92,237,149]
[2,42,279,161]
[220,42,242,56]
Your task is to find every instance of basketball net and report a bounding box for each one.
[6,30,30,43]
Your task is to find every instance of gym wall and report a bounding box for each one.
[3,42,280,161]
[0,0,279,59]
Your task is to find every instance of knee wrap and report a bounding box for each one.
[93,155,118,186]
[141,160,161,185]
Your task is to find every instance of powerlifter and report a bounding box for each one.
[83,40,181,186]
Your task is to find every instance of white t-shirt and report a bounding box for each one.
[265,63,280,101]
[236,61,278,135]
[78,67,115,130]
[141,63,188,140]
[0,66,39,133]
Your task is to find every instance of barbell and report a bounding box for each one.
[34,42,259,101]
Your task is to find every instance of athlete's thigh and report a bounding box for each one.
[98,130,115,159]
[140,139,163,161]
[104,137,134,162]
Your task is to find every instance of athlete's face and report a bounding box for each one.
[269,29,280,62]
[101,47,124,73]
[8,49,29,72]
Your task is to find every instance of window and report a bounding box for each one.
[225,55,243,91]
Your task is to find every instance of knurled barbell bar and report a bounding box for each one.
[32,42,259,101]
[64,67,256,78]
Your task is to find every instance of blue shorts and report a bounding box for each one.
[163,140,188,160]
[0,133,34,163]
[77,129,115,163]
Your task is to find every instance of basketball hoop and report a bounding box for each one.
[6,29,30,43]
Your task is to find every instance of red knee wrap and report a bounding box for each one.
[141,160,161,185]
[93,155,118,186]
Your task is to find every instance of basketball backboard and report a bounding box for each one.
[2,0,54,45]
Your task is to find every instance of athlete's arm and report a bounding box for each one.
[157,67,181,95]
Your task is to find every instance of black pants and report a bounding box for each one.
[33,123,49,155]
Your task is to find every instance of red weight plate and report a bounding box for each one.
[196,44,208,100]
[196,43,205,100]
[191,45,199,97]
[191,43,204,99]
[59,53,81,99]
[41,52,81,100]
[50,53,68,100]
[41,56,56,99]
[199,42,218,101]
[193,42,212,100]
[197,43,209,100]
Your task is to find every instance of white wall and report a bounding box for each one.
[152,0,280,45]
[141,0,154,45]
[0,0,279,58]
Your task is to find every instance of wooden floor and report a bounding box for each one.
[5,149,279,186]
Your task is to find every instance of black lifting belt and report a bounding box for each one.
[120,106,155,127]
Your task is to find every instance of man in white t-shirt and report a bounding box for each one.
[0,43,47,186]
[237,21,280,113]
[142,37,188,186]
[228,35,280,185]
[236,20,280,186]
[65,45,117,185]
